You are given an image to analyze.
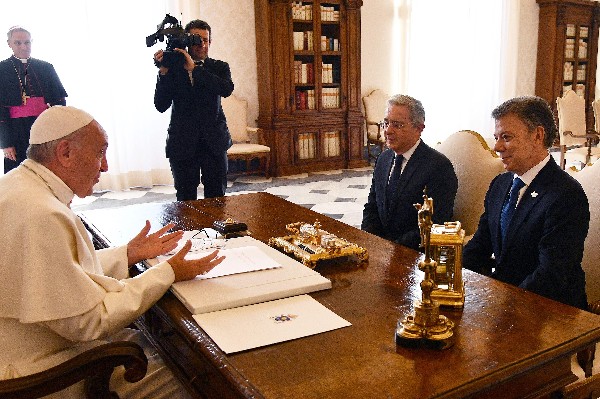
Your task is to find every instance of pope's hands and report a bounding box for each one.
[168,243,224,282]
[127,221,183,266]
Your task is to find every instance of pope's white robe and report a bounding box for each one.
[0,160,189,398]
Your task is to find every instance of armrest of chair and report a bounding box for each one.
[366,121,382,141]
[564,130,600,147]
[247,127,268,145]
[0,341,148,399]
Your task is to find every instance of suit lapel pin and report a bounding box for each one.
[531,191,538,198]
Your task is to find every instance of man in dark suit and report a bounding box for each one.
[154,19,234,200]
[464,96,589,309]
[361,94,458,251]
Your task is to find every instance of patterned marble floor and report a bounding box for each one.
[72,167,374,229]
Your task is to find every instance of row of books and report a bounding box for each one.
[321,63,337,84]
[293,31,339,52]
[565,38,588,59]
[320,6,340,22]
[322,88,340,109]
[293,62,339,85]
[566,24,588,38]
[322,131,341,157]
[321,36,340,51]
[297,131,341,160]
[294,61,315,84]
[292,2,313,21]
[291,3,340,22]
[295,89,316,110]
[298,132,316,159]
[563,62,587,81]
[293,31,314,51]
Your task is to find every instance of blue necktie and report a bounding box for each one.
[385,154,403,207]
[500,177,525,240]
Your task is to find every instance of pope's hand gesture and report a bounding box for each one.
[127,221,184,266]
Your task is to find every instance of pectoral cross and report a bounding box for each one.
[21,91,29,105]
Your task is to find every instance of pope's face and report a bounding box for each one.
[69,122,109,198]
[7,30,31,59]
[187,28,210,61]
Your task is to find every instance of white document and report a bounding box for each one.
[170,236,332,314]
[193,294,351,354]
[193,246,282,280]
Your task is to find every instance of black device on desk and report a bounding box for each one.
[213,218,248,238]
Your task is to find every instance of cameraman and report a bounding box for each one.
[154,19,234,200]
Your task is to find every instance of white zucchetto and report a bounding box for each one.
[29,105,94,144]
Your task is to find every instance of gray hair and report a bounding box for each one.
[491,96,557,148]
[27,129,85,164]
[387,94,425,126]
[7,26,30,40]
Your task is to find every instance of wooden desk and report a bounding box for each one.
[79,192,600,399]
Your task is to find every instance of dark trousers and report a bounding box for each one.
[169,144,228,201]
[3,116,35,174]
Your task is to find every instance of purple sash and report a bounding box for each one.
[8,97,48,119]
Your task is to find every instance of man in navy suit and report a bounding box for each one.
[154,19,233,201]
[361,94,458,251]
[464,96,589,309]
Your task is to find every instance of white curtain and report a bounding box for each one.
[393,0,520,145]
[1,0,196,189]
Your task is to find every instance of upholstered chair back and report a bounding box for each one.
[437,130,504,239]
[572,161,600,303]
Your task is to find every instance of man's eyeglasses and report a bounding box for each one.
[379,119,413,130]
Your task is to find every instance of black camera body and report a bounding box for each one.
[146,14,202,69]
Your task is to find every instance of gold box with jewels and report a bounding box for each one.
[268,220,368,269]
[429,221,465,308]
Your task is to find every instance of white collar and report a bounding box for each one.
[515,154,550,186]
[394,138,421,161]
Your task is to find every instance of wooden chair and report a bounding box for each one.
[570,160,600,378]
[362,89,388,161]
[436,130,504,240]
[553,373,600,399]
[556,90,600,169]
[0,341,148,399]
[223,94,271,178]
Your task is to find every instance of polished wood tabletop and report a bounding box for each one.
[79,192,600,399]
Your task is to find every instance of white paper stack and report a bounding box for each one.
[169,236,332,315]
[193,294,351,353]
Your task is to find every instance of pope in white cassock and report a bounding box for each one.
[0,106,224,398]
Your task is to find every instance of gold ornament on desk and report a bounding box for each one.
[268,220,368,269]
[395,191,455,350]
[429,221,465,308]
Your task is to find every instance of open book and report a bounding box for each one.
[151,235,349,353]
[165,235,332,314]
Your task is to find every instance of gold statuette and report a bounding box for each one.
[395,191,455,350]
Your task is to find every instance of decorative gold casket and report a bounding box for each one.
[268,221,368,269]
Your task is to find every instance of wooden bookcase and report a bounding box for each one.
[254,0,367,176]
[535,0,600,130]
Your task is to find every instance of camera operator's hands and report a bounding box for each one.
[174,48,196,72]
[154,50,169,75]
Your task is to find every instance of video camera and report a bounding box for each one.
[146,14,203,68]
